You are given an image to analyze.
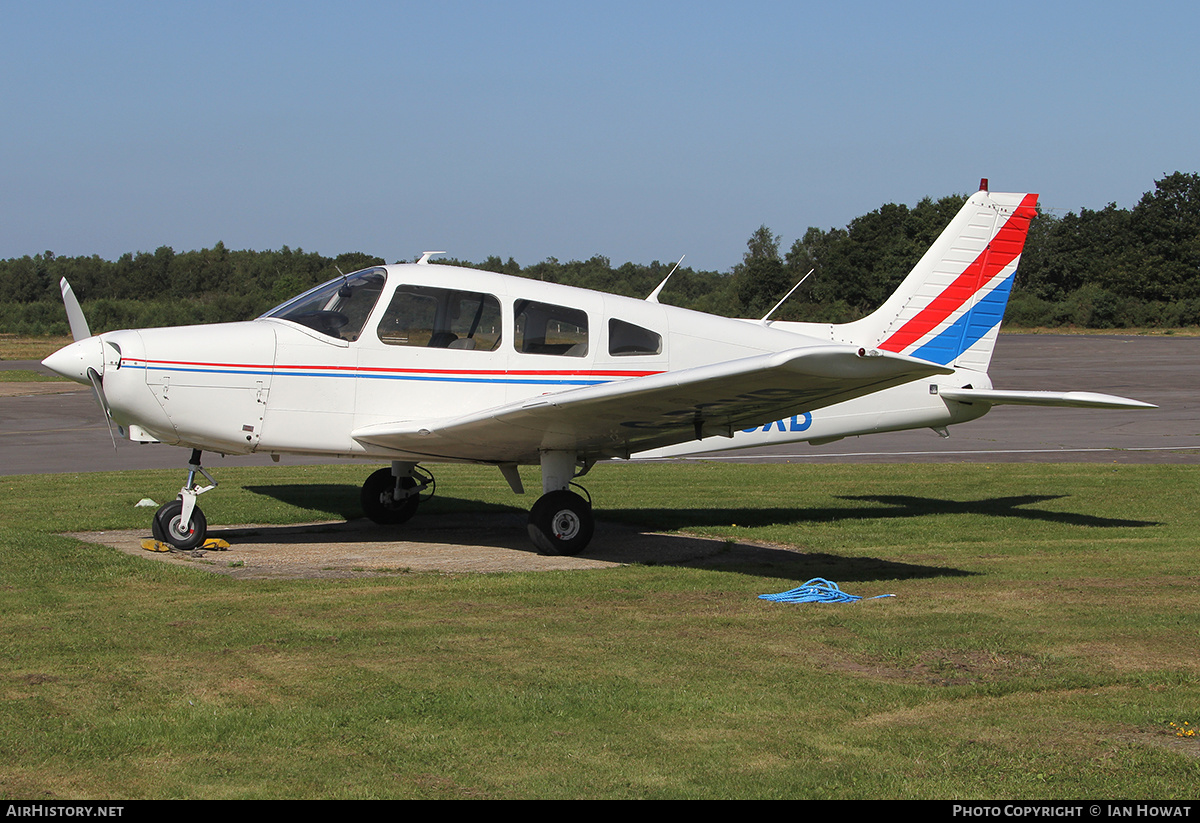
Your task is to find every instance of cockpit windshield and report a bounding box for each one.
[260,267,387,341]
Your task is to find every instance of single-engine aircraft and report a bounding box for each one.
[42,182,1154,555]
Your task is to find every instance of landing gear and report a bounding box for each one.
[527,489,593,555]
[357,454,599,554]
[153,449,216,549]
[152,499,207,550]
[527,450,595,555]
[361,462,434,525]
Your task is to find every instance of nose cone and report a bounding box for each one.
[42,337,105,384]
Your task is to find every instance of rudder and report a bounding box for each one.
[842,185,1039,372]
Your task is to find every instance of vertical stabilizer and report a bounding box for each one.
[839,188,1038,373]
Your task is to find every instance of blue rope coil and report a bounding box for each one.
[759,577,895,604]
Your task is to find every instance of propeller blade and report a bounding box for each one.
[60,278,92,342]
[86,367,117,450]
[55,280,115,449]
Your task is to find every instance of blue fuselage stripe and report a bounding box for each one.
[127,363,607,386]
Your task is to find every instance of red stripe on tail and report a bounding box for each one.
[879,193,1038,354]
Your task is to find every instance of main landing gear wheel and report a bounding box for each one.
[361,468,420,525]
[152,500,208,550]
[527,489,594,556]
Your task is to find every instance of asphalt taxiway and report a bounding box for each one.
[1,334,1197,477]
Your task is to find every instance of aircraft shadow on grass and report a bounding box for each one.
[833,493,1158,529]
[239,484,1158,584]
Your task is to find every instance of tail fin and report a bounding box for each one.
[839,186,1039,373]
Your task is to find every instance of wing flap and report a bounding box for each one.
[352,346,952,462]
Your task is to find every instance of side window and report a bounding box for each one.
[609,318,662,356]
[376,286,502,350]
[514,300,588,356]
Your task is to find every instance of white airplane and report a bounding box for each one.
[42,182,1153,555]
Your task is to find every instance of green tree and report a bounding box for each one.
[785,195,968,319]
[1128,171,1200,301]
[733,225,788,316]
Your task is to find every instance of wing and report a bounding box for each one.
[351,345,953,463]
[938,388,1156,409]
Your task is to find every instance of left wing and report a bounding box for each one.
[352,345,953,463]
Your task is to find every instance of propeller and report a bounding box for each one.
[60,278,92,342]
[86,366,117,449]
[53,278,117,449]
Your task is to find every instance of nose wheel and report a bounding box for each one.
[152,449,215,550]
[152,499,208,550]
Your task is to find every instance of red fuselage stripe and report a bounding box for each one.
[124,358,662,378]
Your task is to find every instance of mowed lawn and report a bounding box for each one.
[1,461,1197,799]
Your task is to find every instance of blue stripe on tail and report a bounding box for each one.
[910,272,1016,366]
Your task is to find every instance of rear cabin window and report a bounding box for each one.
[376,286,502,350]
[608,318,662,356]
[514,300,588,357]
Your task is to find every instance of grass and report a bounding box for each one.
[1,461,1198,798]
[0,335,72,361]
[0,370,67,383]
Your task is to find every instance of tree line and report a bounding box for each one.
[2,172,1198,336]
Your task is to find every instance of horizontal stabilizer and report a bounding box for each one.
[939,388,1156,410]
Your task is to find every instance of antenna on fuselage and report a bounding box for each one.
[417,251,446,265]
[759,269,815,324]
[646,255,686,303]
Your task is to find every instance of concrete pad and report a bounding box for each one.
[67,513,776,580]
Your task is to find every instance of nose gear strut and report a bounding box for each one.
[152,449,216,550]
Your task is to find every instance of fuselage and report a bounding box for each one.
[42,263,985,463]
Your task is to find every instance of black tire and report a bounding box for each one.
[528,490,594,556]
[152,500,207,550]
[361,468,420,524]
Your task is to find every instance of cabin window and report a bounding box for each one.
[608,318,662,356]
[262,267,387,341]
[513,300,588,356]
[376,286,502,350]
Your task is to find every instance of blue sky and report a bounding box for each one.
[3,1,1197,273]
